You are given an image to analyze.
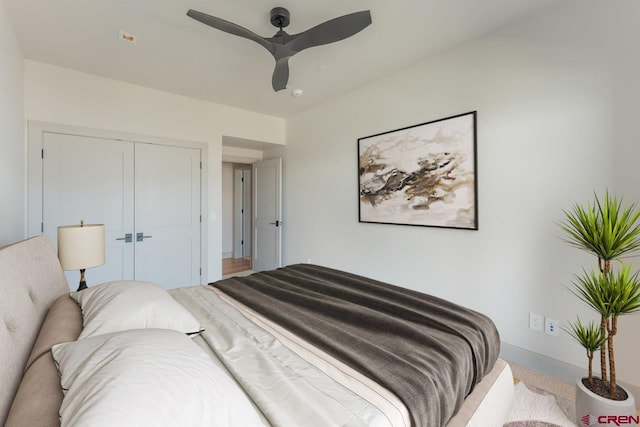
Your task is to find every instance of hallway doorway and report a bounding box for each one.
[222,162,253,277]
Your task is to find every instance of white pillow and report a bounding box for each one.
[51,329,266,427]
[70,280,201,339]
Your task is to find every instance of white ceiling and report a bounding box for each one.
[4,0,558,118]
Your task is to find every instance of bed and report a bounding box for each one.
[0,236,513,427]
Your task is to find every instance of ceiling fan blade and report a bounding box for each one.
[272,57,290,91]
[187,9,275,55]
[287,10,371,53]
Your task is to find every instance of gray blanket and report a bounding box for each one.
[212,264,500,427]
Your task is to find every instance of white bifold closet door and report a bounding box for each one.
[42,132,201,290]
[133,143,201,288]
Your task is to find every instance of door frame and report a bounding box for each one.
[27,121,209,280]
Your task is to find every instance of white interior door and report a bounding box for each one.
[134,143,201,289]
[252,158,282,271]
[42,132,134,289]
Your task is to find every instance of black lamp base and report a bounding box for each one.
[77,268,87,291]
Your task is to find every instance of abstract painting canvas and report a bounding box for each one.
[358,111,478,229]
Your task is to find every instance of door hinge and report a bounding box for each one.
[199,268,202,276]
[200,161,202,169]
[41,149,44,159]
[241,239,244,245]
[200,214,202,223]
[41,222,44,233]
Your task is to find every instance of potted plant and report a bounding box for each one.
[559,191,640,425]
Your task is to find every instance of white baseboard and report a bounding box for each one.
[500,342,639,408]
[500,342,584,383]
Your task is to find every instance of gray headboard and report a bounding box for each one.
[0,236,69,425]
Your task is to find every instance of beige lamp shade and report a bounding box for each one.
[57,223,106,270]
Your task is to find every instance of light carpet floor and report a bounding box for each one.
[504,363,577,427]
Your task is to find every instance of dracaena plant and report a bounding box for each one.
[559,191,640,398]
[563,318,606,387]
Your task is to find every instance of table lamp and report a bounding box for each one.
[57,221,105,291]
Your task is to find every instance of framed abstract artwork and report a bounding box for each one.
[358,111,478,230]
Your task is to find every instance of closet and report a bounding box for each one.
[30,126,202,290]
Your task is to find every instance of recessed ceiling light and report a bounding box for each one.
[318,64,328,71]
[119,31,136,44]
[292,89,303,97]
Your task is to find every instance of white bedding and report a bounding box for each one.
[170,285,514,427]
[52,328,266,427]
[71,280,202,339]
[171,285,392,427]
[212,287,411,427]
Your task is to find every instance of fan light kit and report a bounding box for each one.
[186,7,372,92]
[291,89,303,97]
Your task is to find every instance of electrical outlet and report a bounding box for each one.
[545,317,560,336]
[529,313,543,332]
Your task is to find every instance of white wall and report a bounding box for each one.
[221,162,234,258]
[222,145,263,163]
[604,8,640,392]
[272,1,640,388]
[0,2,24,245]
[24,60,285,281]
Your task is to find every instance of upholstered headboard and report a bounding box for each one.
[0,236,69,425]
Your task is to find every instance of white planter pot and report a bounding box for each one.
[575,377,637,426]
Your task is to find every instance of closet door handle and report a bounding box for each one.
[116,233,132,243]
[136,233,153,242]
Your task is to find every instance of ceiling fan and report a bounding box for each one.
[186,7,372,92]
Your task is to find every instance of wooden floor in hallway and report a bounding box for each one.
[222,257,252,275]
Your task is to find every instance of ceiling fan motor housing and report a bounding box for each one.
[270,7,290,29]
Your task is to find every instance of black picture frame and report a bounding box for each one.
[358,111,478,230]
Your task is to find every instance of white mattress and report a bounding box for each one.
[171,285,514,427]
